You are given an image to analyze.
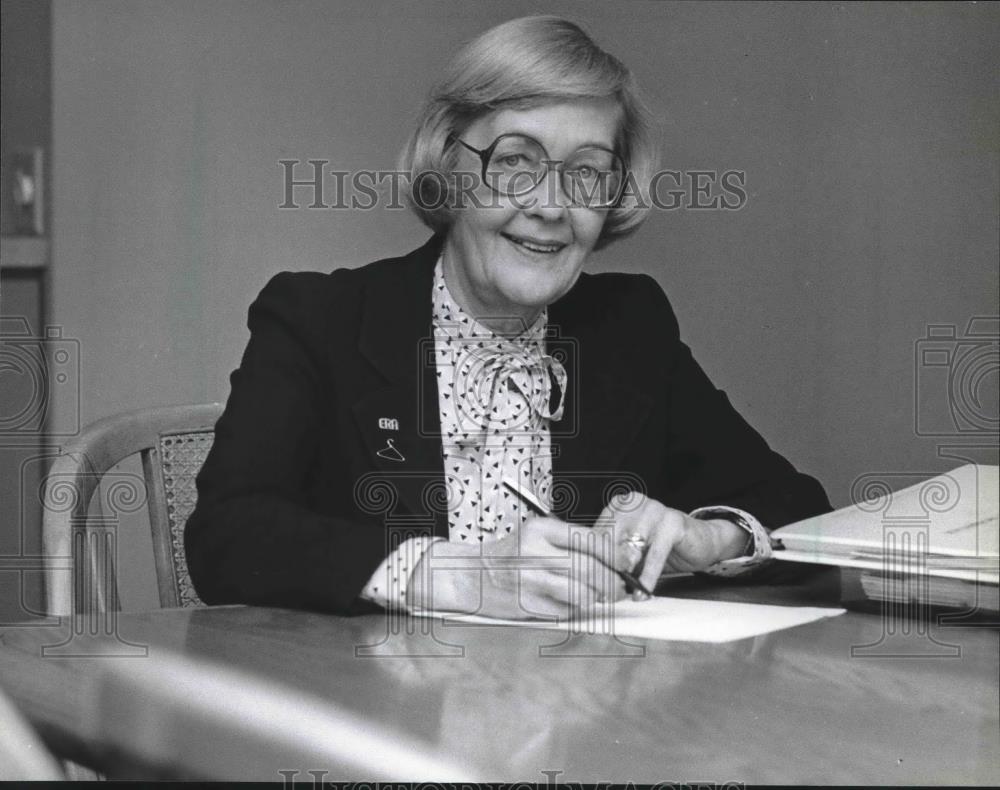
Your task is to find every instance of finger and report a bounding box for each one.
[590,508,631,573]
[522,558,624,612]
[533,575,620,619]
[516,516,572,558]
[592,513,632,581]
[637,510,684,593]
[514,571,575,620]
[553,559,624,607]
[601,492,653,572]
[532,517,620,571]
[564,559,628,615]
[498,522,624,602]
[477,568,565,620]
[623,537,647,573]
[567,549,627,605]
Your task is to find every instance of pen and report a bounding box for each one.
[500,477,654,599]
[501,476,551,517]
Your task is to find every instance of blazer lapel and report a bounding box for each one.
[548,282,654,524]
[352,236,450,537]
[350,238,653,532]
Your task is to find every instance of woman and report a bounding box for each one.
[185,16,830,619]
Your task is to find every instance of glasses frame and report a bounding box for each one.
[447,132,627,209]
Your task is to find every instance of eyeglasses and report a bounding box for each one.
[448,132,626,209]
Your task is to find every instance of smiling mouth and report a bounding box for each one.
[502,233,568,254]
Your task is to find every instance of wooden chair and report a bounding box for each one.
[42,403,223,616]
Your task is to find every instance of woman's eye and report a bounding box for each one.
[499,154,524,167]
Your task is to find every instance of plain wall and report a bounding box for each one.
[0,0,51,236]
[1,0,52,623]
[0,273,48,622]
[50,0,999,513]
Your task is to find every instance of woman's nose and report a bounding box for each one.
[522,165,570,219]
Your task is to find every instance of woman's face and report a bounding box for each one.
[443,98,622,332]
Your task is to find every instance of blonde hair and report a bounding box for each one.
[398,16,658,249]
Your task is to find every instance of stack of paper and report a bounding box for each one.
[858,570,999,611]
[770,464,999,610]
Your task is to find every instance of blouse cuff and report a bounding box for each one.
[690,505,772,578]
[359,536,445,610]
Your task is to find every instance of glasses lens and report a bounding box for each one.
[563,148,624,208]
[486,135,545,196]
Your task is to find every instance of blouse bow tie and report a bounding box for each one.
[450,341,567,441]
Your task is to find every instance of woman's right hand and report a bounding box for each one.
[405,517,627,620]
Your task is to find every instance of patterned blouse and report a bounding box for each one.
[361,259,770,609]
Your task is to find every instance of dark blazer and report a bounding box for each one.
[185,235,831,614]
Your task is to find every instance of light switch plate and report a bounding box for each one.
[9,146,44,236]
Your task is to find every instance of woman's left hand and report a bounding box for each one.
[594,493,750,594]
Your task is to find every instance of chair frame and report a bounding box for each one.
[42,403,223,616]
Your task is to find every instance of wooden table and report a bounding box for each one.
[1,569,997,783]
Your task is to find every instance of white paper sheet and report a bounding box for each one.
[420,597,845,644]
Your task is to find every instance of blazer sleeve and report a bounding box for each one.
[184,272,388,614]
[641,276,832,528]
